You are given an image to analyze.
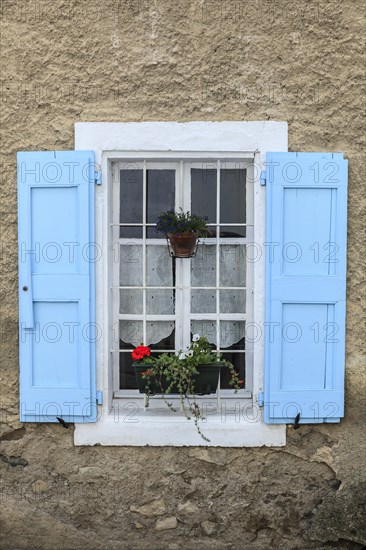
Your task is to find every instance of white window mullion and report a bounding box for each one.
[142,160,147,345]
[181,160,191,351]
[216,160,221,397]
[216,160,221,348]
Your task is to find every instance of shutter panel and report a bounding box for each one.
[17,151,97,422]
[264,152,348,424]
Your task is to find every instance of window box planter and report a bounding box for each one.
[133,362,223,395]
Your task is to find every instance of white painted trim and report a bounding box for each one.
[75,121,287,157]
[74,121,288,447]
[74,409,286,447]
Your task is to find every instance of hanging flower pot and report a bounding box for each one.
[166,231,199,258]
[155,209,209,258]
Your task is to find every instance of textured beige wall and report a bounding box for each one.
[0,1,365,548]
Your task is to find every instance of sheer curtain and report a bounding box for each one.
[120,243,245,348]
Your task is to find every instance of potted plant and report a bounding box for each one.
[156,208,210,258]
[132,335,243,441]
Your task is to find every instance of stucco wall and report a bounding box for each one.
[0,1,365,548]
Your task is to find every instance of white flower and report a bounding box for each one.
[187,350,194,357]
[178,352,186,360]
[192,334,200,342]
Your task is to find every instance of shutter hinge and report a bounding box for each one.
[95,169,102,185]
[96,390,103,405]
[260,171,266,186]
[258,391,264,407]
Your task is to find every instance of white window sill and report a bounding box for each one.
[74,406,286,447]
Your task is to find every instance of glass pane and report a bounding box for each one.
[220,290,246,314]
[219,352,245,389]
[119,352,137,389]
[147,321,175,348]
[191,320,217,347]
[120,289,143,314]
[147,170,175,238]
[120,244,142,286]
[191,167,217,223]
[219,226,246,238]
[191,290,216,313]
[120,320,143,347]
[191,245,216,287]
[120,168,143,238]
[220,168,246,226]
[146,289,174,314]
[146,245,173,287]
[220,245,246,287]
[220,321,245,349]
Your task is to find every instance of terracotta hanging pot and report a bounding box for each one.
[167,232,199,258]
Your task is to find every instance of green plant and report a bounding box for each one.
[132,335,243,441]
[156,208,210,237]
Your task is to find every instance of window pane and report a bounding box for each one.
[147,321,175,348]
[219,352,245,389]
[220,321,245,349]
[147,170,175,238]
[120,244,142,286]
[220,245,246,287]
[119,353,137,389]
[120,320,143,347]
[191,245,216,286]
[220,290,246,314]
[120,168,143,238]
[191,290,216,313]
[191,320,217,347]
[120,289,143,314]
[146,245,173,287]
[146,289,174,314]
[220,168,246,227]
[219,226,246,238]
[191,168,217,223]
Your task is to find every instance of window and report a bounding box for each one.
[18,122,347,446]
[72,121,289,446]
[113,160,253,401]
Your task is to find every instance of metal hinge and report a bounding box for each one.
[95,169,102,185]
[96,390,103,405]
[260,171,266,186]
[258,391,264,407]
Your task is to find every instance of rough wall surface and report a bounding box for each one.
[0,1,365,548]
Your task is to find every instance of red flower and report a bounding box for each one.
[132,345,151,361]
[239,380,244,385]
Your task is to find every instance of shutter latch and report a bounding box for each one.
[260,171,266,186]
[258,391,264,407]
[294,413,301,429]
[95,168,102,185]
[56,417,69,429]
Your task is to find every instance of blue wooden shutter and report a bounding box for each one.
[17,151,97,422]
[264,152,348,424]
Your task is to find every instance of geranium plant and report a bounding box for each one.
[132,335,243,441]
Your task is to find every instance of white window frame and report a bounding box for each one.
[114,158,253,401]
[74,121,288,447]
